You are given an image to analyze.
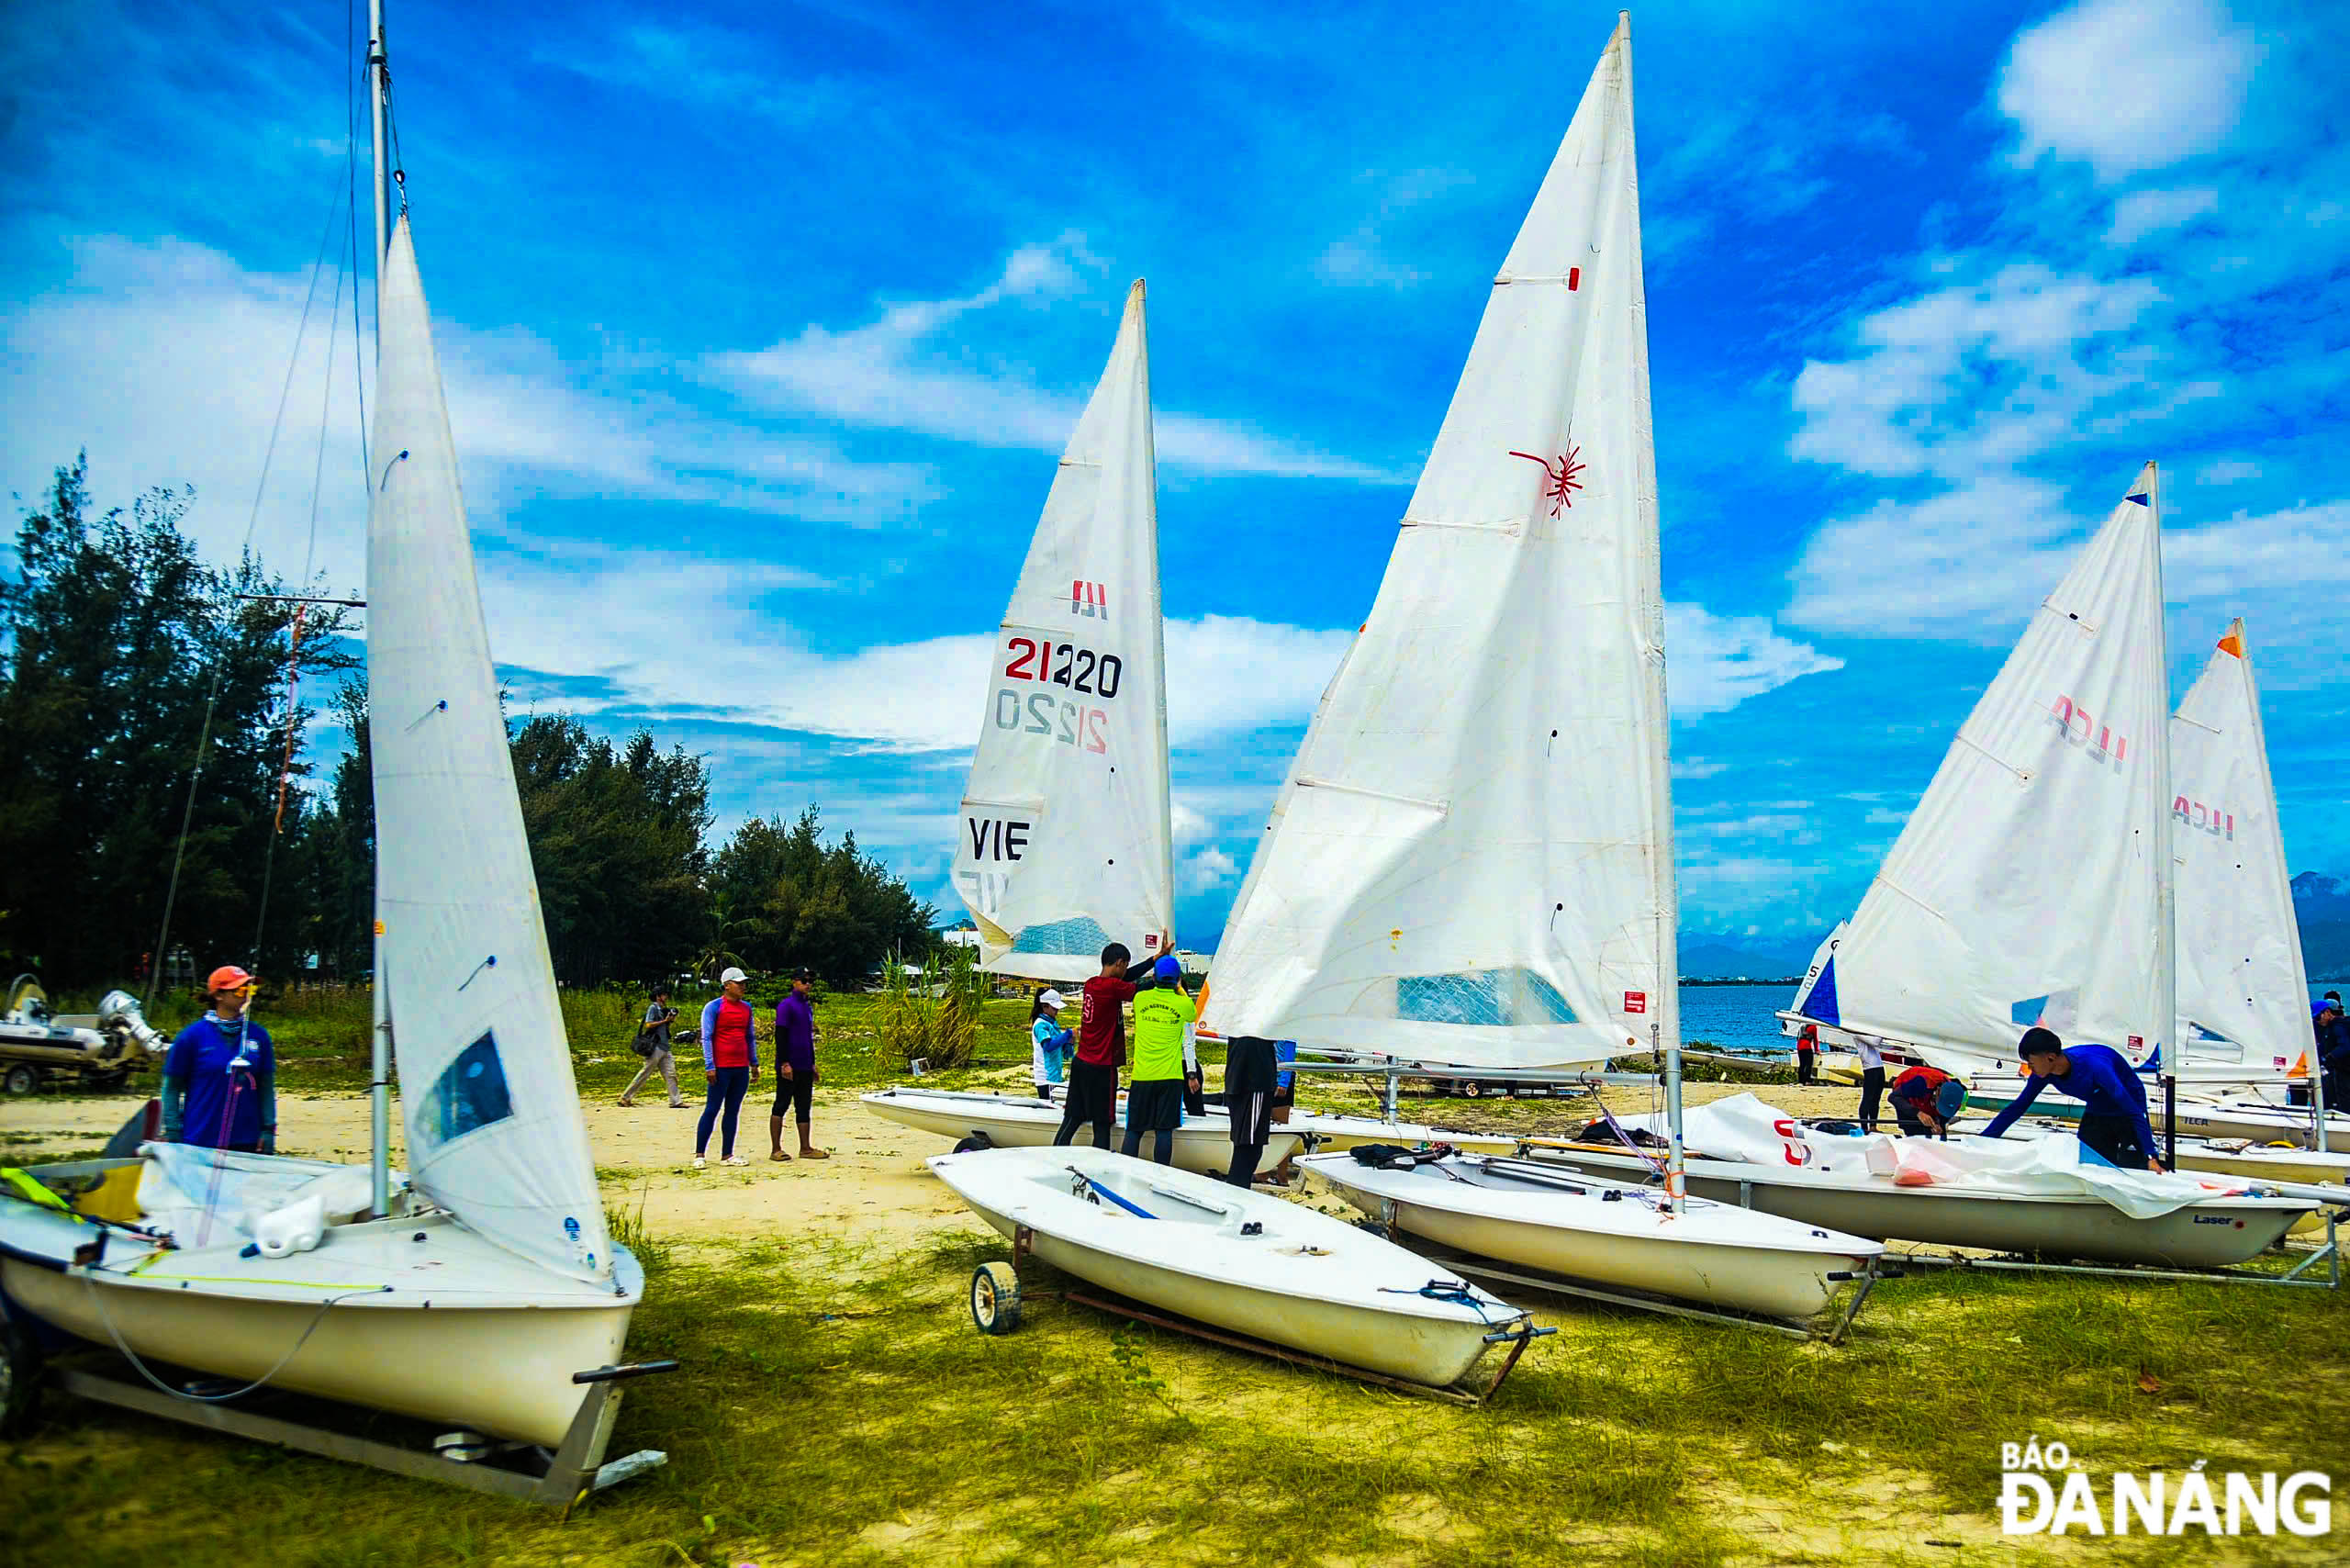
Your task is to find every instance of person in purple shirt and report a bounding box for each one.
[1978,1026,2168,1172]
[769,968,827,1161]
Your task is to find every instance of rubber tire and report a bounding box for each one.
[951,1132,995,1154]
[0,1317,42,1438]
[1,1065,39,1096]
[969,1261,1023,1336]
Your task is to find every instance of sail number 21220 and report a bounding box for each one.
[1004,637,1123,699]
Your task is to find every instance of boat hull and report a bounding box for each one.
[1529,1147,2303,1267]
[930,1147,1517,1388]
[1,1255,632,1447]
[1304,1155,1878,1322]
[863,1090,1302,1176]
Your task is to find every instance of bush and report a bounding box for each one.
[874,945,989,1072]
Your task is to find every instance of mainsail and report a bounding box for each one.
[2169,621,2311,1076]
[370,215,611,1283]
[1203,17,1677,1069]
[951,281,1175,979]
[1824,466,2173,1069]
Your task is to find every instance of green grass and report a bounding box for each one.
[4,1208,2344,1567]
[26,984,1046,1103]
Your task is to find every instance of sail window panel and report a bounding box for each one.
[1397,968,1579,1027]
[1009,915,1118,958]
[418,1031,515,1151]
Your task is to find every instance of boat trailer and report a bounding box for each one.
[31,1350,677,1513]
[1886,1209,2344,1292]
[985,1224,1553,1407]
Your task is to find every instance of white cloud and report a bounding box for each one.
[0,232,934,584]
[1664,603,1842,718]
[1790,263,2174,482]
[1169,799,1214,846]
[1672,758,1729,780]
[2195,455,2262,486]
[1178,845,1239,893]
[1997,0,2256,181]
[2107,185,2221,245]
[704,241,1400,482]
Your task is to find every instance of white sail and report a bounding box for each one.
[1827,466,2173,1068]
[2169,621,2312,1076]
[369,216,611,1283]
[951,280,1174,979]
[1203,17,1677,1068]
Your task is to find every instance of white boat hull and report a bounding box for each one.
[862,1089,1302,1176]
[929,1145,1524,1388]
[1528,1145,2306,1267]
[1,1177,638,1448]
[1304,1153,1880,1322]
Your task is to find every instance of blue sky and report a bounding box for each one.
[2,0,2344,952]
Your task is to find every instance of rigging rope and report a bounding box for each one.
[150,174,350,996]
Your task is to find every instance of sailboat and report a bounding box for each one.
[1197,16,1883,1320]
[1945,617,2344,1146]
[1543,476,2325,1262]
[862,284,1297,1175]
[0,5,653,1482]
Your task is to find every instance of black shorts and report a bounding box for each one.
[1060,1060,1120,1129]
[2076,1113,2152,1170]
[1125,1078,1185,1133]
[773,1065,816,1120]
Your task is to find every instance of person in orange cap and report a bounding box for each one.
[161,965,277,1154]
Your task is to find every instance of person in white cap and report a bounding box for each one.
[693,967,760,1169]
[1030,989,1075,1101]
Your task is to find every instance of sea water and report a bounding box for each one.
[1675,982,1796,1058]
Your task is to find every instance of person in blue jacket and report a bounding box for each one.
[161,965,276,1154]
[1977,1026,2167,1171]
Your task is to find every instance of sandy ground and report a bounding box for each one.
[0,1075,1890,1259]
[0,1085,1001,1257]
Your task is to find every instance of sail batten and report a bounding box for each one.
[1204,18,1673,1069]
[369,216,610,1284]
[951,281,1174,978]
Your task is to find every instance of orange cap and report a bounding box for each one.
[207,965,255,994]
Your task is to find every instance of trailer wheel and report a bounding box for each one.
[951,1132,995,1155]
[1,1065,39,1096]
[0,1317,42,1437]
[969,1261,1023,1336]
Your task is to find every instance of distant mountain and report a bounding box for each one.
[1677,934,1817,981]
[2295,872,2350,982]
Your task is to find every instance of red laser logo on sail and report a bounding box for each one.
[1509,444,1585,517]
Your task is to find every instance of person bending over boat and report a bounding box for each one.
[694,967,760,1170]
[1795,1022,1819,1086]
[1123,957,1196,1166]
[1030,989,1075,1100]
[161,965,275,1154]
[1977,1027,2166,1172]
[1053,943,1160,1150]
[1886,1064,1964,1139]
[770,969,825,1162]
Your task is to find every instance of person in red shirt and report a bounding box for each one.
[1052,941,1161,1150]
[693,967,761,1168]
[1886,1063,1964,1138]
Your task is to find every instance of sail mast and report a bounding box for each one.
[1614,11,1684,1213]
[2150,463,2177,1167]
[366,0,392,1219]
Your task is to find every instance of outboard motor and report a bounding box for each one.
[96,991,166,1058]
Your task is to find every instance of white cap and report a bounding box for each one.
[720,967,748,985]
[1038,989,1066,1010]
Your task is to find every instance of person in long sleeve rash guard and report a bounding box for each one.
[1979,1026,2166,1171]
